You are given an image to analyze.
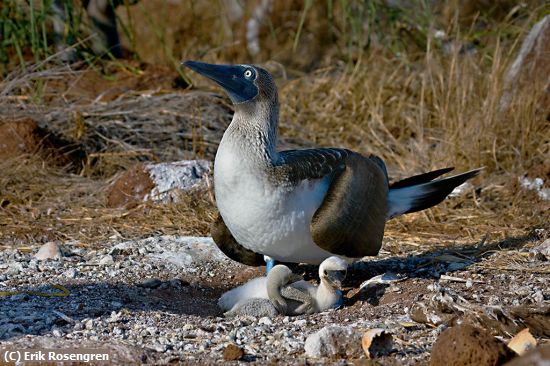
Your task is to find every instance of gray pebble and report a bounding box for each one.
[52,329,63,337]
[99,255,114,266]
[34,242,62,261]
[64,267,78,278]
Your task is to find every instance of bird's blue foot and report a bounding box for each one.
[334,289,344,309]
[264,256,276,274]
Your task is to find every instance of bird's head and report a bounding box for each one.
[268,264,303,288]
[319,256,348,290]
[183,60,276,105]
[266,264,302,314]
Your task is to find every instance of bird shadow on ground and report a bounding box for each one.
[294,228,543,307]
[0,278,229,341]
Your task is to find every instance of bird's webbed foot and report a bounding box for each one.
[270,297,287,315]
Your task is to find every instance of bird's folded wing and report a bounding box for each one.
[280,285,311,304]
[278,149,389,258]
[276,148,349,182]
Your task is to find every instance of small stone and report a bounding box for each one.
[107,311,120,323]
[99,255,114,266]
[531,239,550,258]
[140,278,162,289]
[52,329,63,337]
[304,326,363,358]
[223,343,244,361]
[533,290,544,303]
[151,343,167,353]
[258,317,273,326]
[85,319,94,330]
[7,262,24,275]
[64,267,78,278]
[34,242,62,260]
[410,302,450,325]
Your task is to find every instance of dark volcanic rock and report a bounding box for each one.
[430,324,517,366]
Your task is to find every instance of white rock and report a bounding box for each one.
[145,160,211,203]
[531,239,550,257]
[85,319,94,330]
[34,242,62,260]
[99,255,114,266]
[64,267,78,278]
[258,317,273,326]
[146,236,227,269]
[294,319,307,327]
[304,326,363,358]
[52,329,63,337]
[7,262,24,275]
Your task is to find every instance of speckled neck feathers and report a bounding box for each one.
[222,68,279,167]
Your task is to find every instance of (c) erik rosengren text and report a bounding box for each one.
[2,349,110,363]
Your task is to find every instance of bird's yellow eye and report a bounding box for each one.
[244,69,253,78]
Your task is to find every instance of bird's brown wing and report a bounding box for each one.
[210,212,264,266]
[277,149,389,258]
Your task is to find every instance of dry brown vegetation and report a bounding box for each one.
[0,0,548,259]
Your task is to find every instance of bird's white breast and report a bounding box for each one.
[214,140,333,264]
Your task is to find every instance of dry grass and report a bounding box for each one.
[0,1,548,250]
[279,43,548,174]
[0,154,216,249]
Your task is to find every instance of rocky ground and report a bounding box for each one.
[1,232,549,364]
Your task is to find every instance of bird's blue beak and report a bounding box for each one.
[326,270,347,290]
[183,60,258,104]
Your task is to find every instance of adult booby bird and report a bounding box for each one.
[184,60,481,267]
[219,256,347,317]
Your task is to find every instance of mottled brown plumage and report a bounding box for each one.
[310,152,389,257]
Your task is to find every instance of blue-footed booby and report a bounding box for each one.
[184,60,481,266]
[219,256,347,316]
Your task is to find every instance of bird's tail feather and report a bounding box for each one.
[387,168,481,219]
